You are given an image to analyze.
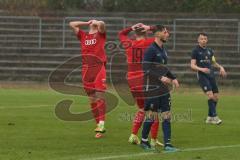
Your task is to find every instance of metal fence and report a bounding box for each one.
[173,19,239,52]
[0,16,240,52]
[0,16,42,48]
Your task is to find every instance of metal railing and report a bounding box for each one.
[238,22,240,52]
[0,16,239,53]
[0,16,42,48]
[173,18,239,52]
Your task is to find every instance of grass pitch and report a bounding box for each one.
[0,85,239,160]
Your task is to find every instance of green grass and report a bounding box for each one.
[0,86,240,160]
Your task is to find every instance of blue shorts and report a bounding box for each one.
[144,93,171,113]
[197,73,219,93]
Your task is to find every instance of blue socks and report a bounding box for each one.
[162,119,171,146]
[142,118,154,140]
[142,115,172,146]
[208,99,217,117]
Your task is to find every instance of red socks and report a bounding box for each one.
[91,102,99,124]
[151,119,159,139]
[91,99,106,124]
[132,110,145,135]
[132,98,159,139]
[97,99,106,122]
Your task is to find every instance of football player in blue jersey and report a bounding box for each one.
[191,32,227,125]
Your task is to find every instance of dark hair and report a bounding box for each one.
[197,32,208,38]
[134,27,146,36]
[153,24,166,33]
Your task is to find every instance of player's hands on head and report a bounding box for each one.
[88,20,93,25]
[89,20,98,26]
[220,66,227,78]
[172,79,180,88]
[131,23,150,32]
[131,23,144,30]
[141,25,150,32]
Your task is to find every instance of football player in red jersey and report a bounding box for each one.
[70,20,107,138]
[119,23,163,147]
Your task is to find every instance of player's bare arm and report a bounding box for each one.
[69,20,91,34]
[131,23,144,30]
[172,79,180,88]
[118,23,151,43]
[191,59,210,74]
[140,24,153,32]
[212,56,227,77]
[131,23,153,32]
[160,76,179,88]
[160,76,172,84]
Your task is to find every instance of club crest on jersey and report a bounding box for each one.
[150,104,154,110]
[85,39,97,45]
[204,86,208,91]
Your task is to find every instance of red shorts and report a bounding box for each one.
[127,72,144,92]
[127,72,145,109]
[82,64,106,95]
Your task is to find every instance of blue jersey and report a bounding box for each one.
[191,45,215,77]
[143,42,176,79]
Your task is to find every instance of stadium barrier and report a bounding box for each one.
[0,16,42,48]
[0,16,240,84]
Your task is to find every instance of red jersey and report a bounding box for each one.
[119,27,154,77]
[77,29,107,66]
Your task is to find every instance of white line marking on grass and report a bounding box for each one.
[84,153,154,160]
[81,144,240,160]
[181,144,240,152]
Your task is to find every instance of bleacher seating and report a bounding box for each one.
[0,15,239,86]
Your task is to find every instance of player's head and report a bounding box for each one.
[134,26,147,37]
[197,32,208,47]
[153,25,169,43]
[89,20,98,31]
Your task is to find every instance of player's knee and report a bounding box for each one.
[208,95,218,102]
[208,94,214,99]
[206,92,214,100]
[96,91,105,99]
[89,96,96,103]
[145,111,152,118]
[213,94,218,102]
[139,108,144,112]
[89,95,100,104]
[162,111,171,120]
[145,111,157,121]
